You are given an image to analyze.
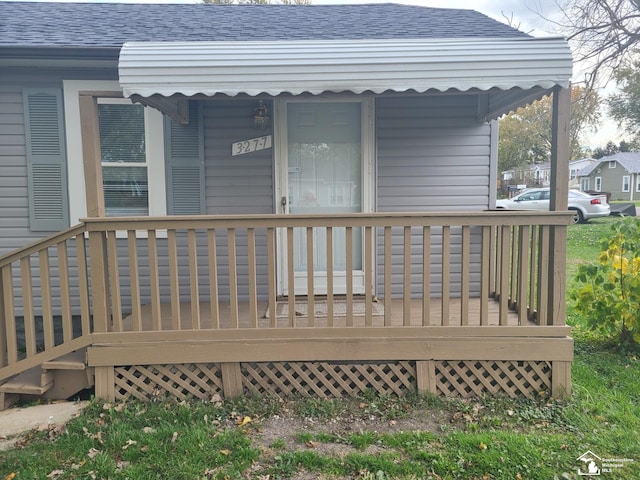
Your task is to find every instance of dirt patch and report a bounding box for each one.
[254,407,446,454]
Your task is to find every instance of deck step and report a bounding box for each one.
[0,367,53,395]
[43,349,87,371]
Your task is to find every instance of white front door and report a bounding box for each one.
[276,100,373,296]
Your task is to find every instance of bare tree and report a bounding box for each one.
[556,0,640,86]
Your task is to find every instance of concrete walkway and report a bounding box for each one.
[0,401,87,450]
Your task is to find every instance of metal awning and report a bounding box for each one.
[118,37,572,120]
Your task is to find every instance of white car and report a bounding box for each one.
[495,188,610,224]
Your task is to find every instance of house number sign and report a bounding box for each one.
[231,135,272,156]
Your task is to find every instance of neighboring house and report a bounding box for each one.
[502,158,594,190]
[502,164,548,186]
[569,158,596,188]
[577,152,640,201]
[0,2,574,407]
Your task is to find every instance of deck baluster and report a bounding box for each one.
[441,226,451,326]
[422,226,431,326]
[39,249,54,349]
[187,229,201,330]
[207,229,220,329]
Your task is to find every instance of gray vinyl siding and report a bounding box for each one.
[375,95,492,297]
[204,99,274,214]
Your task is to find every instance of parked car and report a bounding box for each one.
[495,188,610,224]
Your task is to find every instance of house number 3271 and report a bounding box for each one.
[231,135,272,156]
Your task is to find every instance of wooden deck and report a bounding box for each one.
[122,297,524,330]
[1,212,573,403]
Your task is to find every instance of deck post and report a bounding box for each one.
[221,362,244,398]
[552,361,571,399]
[548,85,570,327]
[78,93,105,217]
[94,366,115,401]
[415,360,437,394]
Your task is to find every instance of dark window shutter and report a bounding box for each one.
[165,102,205,215]
[23,88,69,231]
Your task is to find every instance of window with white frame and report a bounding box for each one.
[623,175,631,192]
[581,178,590,191]
[98,100,149,216]
[609,161,617,168]
[63,80,166,224]
[595,177,602,191]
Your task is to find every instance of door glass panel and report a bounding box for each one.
[287,102,362,272]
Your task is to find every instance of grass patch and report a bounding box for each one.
[566,216,621,280]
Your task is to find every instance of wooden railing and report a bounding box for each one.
[0,211,572,382]
[0,225,93,381]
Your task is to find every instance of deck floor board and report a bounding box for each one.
[122,297,526,331]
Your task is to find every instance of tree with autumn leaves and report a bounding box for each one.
[498,86,601,174]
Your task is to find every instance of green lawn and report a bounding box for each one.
[1,217,639,479]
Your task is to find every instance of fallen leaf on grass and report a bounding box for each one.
[142,426,156,434]
[4,473,16,480]
[171,432,178,443]
[479,442,487,450]
[122,439,137,450]
[87,447,101,459]
[236,416,252,427]
[46,470,64,479]
[219,449,231,456]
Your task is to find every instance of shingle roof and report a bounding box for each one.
[605,152,640,173]
[0,1,529,49]
[578,152,640,176]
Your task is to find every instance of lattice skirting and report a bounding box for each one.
[111,360,552,401]
[435,360,552,398]
[114,363,224,401]
[242,361,416,397]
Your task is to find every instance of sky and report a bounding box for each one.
[8,0,621,148]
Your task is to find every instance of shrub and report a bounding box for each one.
[571,217,640,346]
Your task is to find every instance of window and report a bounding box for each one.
[622,175,631,192]
[63,80,166,224]
[595,177,602,192]
[609,161,617,168]
[518,191,543,201]
[581,178,590,191]
[637,175,640,192]
[98,100,149,216]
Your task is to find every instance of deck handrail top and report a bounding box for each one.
[80,211,574,231]
[0,224,87,268]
